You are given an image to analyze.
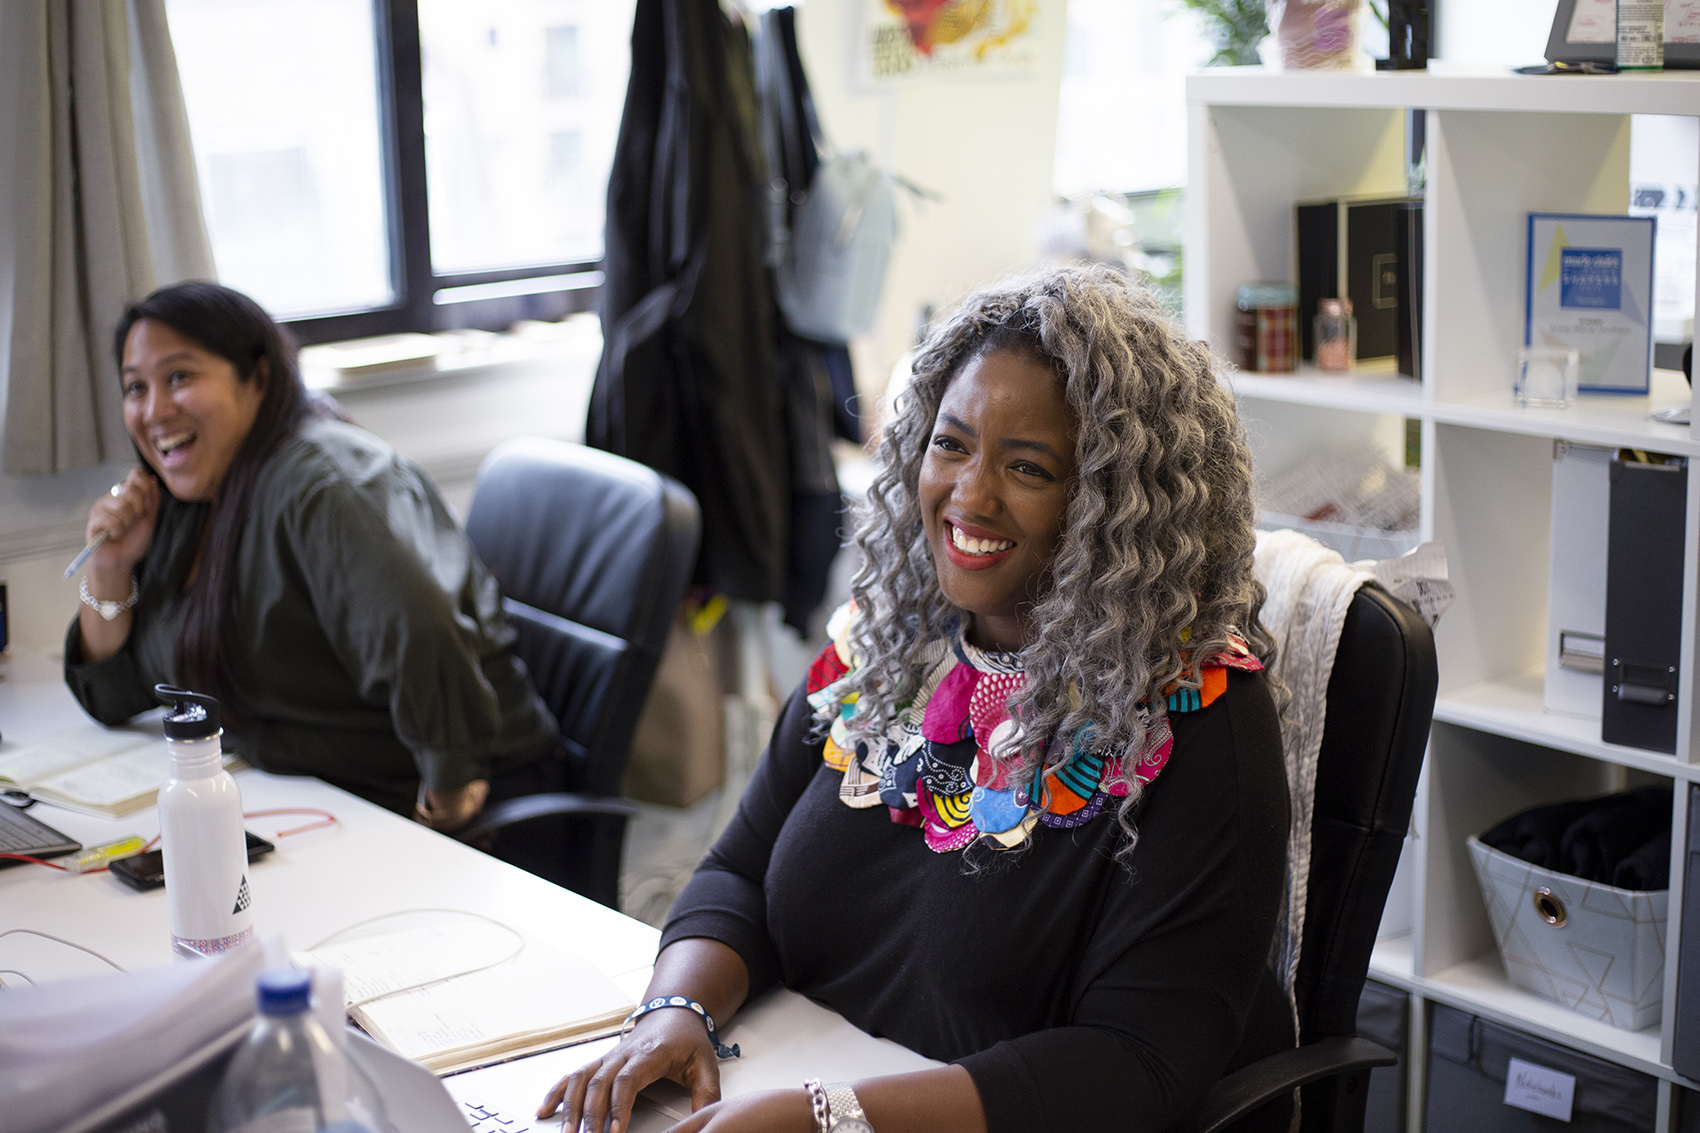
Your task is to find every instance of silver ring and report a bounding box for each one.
[109,483,123,498]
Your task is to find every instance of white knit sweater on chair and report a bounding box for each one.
[1252,528,1375,1035]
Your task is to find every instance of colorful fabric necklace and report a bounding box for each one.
[804,602,1263,853]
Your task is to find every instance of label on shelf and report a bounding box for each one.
[1503,1057,1576,1122]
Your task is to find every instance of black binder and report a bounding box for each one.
[1295,196,1424,367]
[1601,455,1688,753]
[1674,786,1700,1081]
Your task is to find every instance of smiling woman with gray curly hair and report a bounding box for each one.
[844,263,1278,852]
[544,263,1293,1133]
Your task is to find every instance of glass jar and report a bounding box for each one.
[1236,284,1299,373]
[1313,297,1357,371]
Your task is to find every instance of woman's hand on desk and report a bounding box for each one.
[540,1008,723,1133]
[542,939,751,1133]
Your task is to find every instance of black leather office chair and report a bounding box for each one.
[458,438,701,908]
[1177,582,1439,1133]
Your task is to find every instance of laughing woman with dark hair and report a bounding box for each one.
[542,264,1293,1133]
[66,281,556,829]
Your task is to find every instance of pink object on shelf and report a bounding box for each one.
[1269,0,1362,70]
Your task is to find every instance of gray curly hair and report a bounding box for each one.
[842,263,1275,848]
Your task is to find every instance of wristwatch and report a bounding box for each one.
[823,1081,875,1133]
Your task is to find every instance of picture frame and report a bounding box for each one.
[1526,213,1657,395]
[1544,0,1700,68]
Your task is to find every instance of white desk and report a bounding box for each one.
[0,650,934,1130]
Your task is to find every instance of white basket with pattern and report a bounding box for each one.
[1467,836,1668,1031]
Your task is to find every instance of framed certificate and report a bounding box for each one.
[1526,214,1657,394]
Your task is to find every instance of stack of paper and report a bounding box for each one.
[0,726,175,817]
[296,921,634,1074]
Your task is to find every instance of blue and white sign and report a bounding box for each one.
[1527,214,1656,393]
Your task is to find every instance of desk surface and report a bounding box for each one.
[0,648,658,990]
[0,650,935,1128]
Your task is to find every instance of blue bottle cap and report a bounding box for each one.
[256,968,312,1016]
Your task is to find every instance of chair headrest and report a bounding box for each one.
[466,439,699,649]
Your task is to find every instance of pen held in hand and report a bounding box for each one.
[64,531,109,580]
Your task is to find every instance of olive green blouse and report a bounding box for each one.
[64,418,557,814]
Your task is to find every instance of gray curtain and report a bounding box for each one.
[1,0,214,476]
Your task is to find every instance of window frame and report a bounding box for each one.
[285,0,604,346]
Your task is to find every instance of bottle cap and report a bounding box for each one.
[154,684,221,740]
[256,968,312,1016]
[1318,296,1354,316]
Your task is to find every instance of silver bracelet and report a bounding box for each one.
[803,1079,830,1133]
[80,574,139,622]
[803,1079,873,1133]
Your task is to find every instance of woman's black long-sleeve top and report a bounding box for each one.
[662,667,1293,1133]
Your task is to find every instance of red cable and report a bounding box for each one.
[0,853,70,870]
[243,807,339,837]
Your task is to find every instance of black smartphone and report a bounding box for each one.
[109,831,277,892]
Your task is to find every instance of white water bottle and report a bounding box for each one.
[155,684,253,959]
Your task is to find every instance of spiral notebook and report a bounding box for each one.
[0,726,176,817]
[295,920,635,1075]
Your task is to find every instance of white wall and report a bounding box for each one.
[793,0,1070,410]
[1435,0,1555,66]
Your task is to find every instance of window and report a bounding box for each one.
[165,0,635,343]
[168,0,393,322]
[1053,0,1213,199]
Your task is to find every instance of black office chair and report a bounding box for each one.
[458,437,701,908]
[1177,582,1439,1133]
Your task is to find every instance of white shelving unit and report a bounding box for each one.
[1187,66,1700,1130]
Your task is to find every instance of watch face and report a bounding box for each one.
[834,1122,876,1133]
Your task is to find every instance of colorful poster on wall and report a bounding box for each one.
[856,0,1042,85]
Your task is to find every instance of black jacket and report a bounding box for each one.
[589,0,789,602]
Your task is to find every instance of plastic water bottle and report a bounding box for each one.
[155,684,253,959]
[209,968,386,1133]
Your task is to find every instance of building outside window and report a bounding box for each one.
[164,0,634,341]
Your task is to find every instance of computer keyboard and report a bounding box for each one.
[459,1097,533,1133]
[0,803,79,859]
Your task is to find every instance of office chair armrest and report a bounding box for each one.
[454,793,641,844]
[1172,1035,1398,1133]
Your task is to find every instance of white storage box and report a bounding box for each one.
[1543,441,1611,718]
[1468,836,1668,1030]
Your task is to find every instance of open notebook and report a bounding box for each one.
[295,920,634,1075]
[0,725,185,818]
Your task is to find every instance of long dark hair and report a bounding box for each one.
[113,281,311,722]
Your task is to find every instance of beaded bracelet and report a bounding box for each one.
[620,995,741,1059]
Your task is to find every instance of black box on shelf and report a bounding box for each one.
[1357,979,1408,1132]
[1602,454,1688,754]
[1393,201,1423,379]
[1671,786,1700,1081]
[1425,1003,1658,1131]
[1296,195,1424,372]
